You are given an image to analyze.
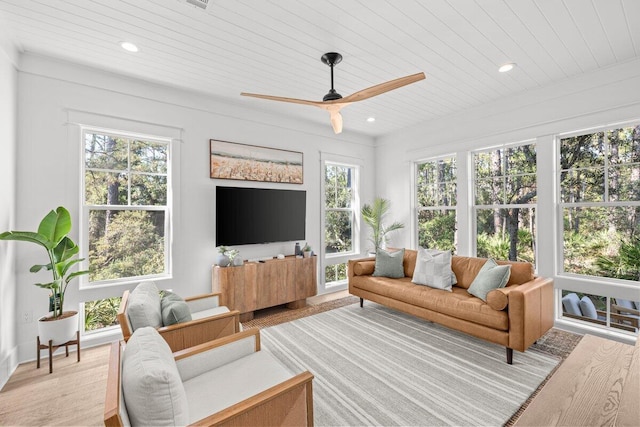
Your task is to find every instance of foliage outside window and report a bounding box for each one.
[416,156,457,252]
[559,125,640,281]
[473,143,536,263]
[84,297,121,332]
[83,130,170,285]
[325,263,348,284]
[324,163,356,255]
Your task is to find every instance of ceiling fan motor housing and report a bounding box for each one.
[321,52,343,101]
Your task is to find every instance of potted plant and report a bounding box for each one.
[0,206,89,345]
[302,243,312,258]
[361,197,404,254]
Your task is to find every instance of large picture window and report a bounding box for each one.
[559,124,640,280]
[415,156,457,252]
[473,142,537,264]
[82,129,171,285]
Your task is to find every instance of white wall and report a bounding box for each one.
[376,58,640,340]
[0,37,18,388]
[12,53,375,362]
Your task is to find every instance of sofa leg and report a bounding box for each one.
[506,347,513,365]
[360,298,363,308]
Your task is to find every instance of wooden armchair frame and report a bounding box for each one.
[104,329,314,427]
[117,290,242,352]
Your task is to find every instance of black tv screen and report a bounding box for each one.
[216,186,306,246]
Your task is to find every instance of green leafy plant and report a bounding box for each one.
[0,206,89,318]
[361,197,404,253]
[303,243,312,252]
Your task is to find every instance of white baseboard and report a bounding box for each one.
[0,346,19,391]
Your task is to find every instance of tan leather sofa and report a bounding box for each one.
[348,249,554,364]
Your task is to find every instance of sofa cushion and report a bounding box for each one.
[451,256,533,289]
[403,248,418,278]
[351,276,508,330]
[353,260,375,276]
[468,259,511,302]
[161,291,192,326]
[127,281,163,331]
[122,327,189,426]
[373,248,405,278]
[412,248,454,291]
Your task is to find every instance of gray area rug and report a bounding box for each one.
[261,303,560,427]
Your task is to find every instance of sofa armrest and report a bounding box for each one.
[348,257,376,279]
[158,310,242,352]
[507,277,554,352]
[175,328,260,382]
[185,292,221,312]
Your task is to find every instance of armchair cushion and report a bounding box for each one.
[190,306,230,321]
[579,296,600,319]
[161,291,192,326]
[562,293,582,316]
[182,351,294,423]
[127,281,163,330]
[122,327,189,426]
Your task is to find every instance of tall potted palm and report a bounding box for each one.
[361,197,404,254]
[0,206,89,344]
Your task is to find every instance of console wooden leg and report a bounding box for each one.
[239,312,254,322]
[360,298,363,308]
[506,347,513,365]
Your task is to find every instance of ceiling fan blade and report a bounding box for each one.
[340,72,425,103]
[329,111,343,134]
[241,92,323,107]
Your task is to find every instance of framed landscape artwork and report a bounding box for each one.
[210,139,303,184]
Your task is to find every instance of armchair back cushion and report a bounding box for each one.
[127,281,163,331]
[122,327,189,426]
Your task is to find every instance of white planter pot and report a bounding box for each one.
[38,311,79,345]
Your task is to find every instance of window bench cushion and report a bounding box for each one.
[182,351,294,423]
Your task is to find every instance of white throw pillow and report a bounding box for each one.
[122,327,189,426]
[127,281,163,331]
[411,248,454,291]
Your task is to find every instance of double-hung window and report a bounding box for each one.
[415,156,457,252]
[473,142,537,264]
[557,124,639,335]
[81,128,171,331]
[323,162,359,288]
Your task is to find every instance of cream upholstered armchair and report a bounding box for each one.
[104,327,314,427]
[117,281,241,352]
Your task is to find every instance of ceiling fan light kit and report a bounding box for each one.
[241,52,425,134]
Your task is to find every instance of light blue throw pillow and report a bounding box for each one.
[373,248,405,278]
[468,258,511,302]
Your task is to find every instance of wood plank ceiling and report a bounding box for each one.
[0,0,638,137]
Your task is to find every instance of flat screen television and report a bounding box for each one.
[216,186,306,246]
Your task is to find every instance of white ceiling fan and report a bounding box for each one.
[241,52,425,134]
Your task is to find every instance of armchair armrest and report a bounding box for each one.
[158,310,242,352]
[507,277,554,352]
[175,328,260,381]
[185,292,221,312]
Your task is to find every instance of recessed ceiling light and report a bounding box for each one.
[366,117,376,123]
[120,41,139,52]
[498,63,516,73]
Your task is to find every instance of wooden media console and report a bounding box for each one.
[212,255,317,321]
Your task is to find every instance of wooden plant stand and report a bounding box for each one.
[37,331,80,374]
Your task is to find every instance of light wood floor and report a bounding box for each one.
[0,289,349,426]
